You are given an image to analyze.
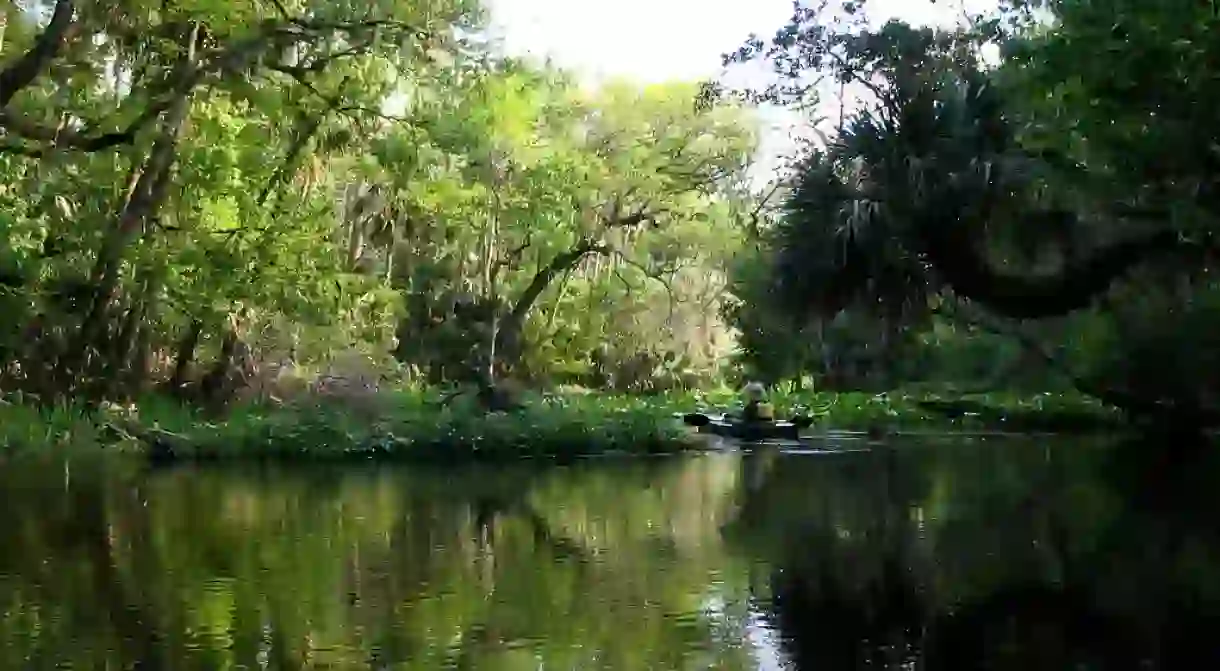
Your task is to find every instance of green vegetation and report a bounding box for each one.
[1,385,1117,460]
[1,392,687,459]
[0,0,1214,458]
[719,0,1220,431]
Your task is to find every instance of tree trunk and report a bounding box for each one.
[61,29,199,393]
[124,275,161,396]
[169,319,203,392]
[0,0,74,106]
[200,318,241,405]
[346,207,366,270]
[482,196,500,384]
[102,275,153,398]
[494,239,608,364]
[258,111,327,206]
[112,302,143,368]
[127,319,155,396]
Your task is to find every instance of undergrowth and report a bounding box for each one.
[0,385,1121,460]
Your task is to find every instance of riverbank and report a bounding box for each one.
[0,387,1122,461]
[0,391,696,462]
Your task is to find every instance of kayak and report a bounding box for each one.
[677,412,814,442]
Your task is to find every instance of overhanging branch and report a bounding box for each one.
[0,7,433,155]
[0,0,75,106]
[0,102,170,156]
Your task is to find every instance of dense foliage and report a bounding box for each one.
[0,0,758,409]
[722,0,1220,426]
[1,0,1215,443]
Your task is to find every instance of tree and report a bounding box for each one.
[0,0,767,404]
[375,62,758,388]
[0,0,480,401]
[713,0,1220,419]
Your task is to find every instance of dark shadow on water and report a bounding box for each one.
[737,436,1220,670]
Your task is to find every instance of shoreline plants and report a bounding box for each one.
[0,385,1122,462]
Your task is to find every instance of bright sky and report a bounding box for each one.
[486,0,996,84]
[485,0,999,182]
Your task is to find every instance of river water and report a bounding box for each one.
[0,439,1217,669]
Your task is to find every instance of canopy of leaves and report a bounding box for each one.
[0,0,762,401]
[721,0,1220,417]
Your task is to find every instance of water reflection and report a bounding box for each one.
[0,439,1216,669]
[732,441,1220,670]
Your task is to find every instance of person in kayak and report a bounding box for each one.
[740,381,775,422]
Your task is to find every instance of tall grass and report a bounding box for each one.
[0,399,100,453]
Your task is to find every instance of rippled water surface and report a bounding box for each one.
[1,439,1218,669]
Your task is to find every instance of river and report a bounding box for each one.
[0,438,1216,669]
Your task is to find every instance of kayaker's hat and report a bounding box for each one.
[743,381,766,401]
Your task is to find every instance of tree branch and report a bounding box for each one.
[257,110,330,207]
[743,179,787,236]
[489,234,534,287]
[263,62,409,127]
[608,247,679,324]
[0,101,170,156]
[919,196,1198,319]
[0,0,75,106]
[0,8,432,155]
[494,238,611,359]
[0,19,230,154]
[600,192,665,229]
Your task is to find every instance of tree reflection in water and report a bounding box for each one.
[0,439,1217,669]
[0,457,757,670]
[731,438,1220,670]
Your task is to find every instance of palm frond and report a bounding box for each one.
[768,61,1026,322]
